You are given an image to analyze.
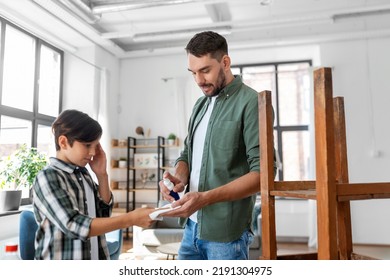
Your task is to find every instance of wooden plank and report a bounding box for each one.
[276,253,318,260]
[338,193,390,201]
[333,96,353,260]
[337,182,390,196]
[271,190,316,200]
[337,181,390,201]
[274,181,316,191]
[314,67,338,259]
[259,90,277,259]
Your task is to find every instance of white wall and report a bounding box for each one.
[63,46,120,140]
[118,53,188,140]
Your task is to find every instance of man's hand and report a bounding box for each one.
[159,171,187,202]
[160,191,208,218]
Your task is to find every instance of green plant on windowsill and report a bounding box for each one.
[0,144,48,190]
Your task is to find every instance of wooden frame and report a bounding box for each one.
[258,67,390,260]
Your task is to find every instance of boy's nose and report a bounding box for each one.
[89,148,96,156]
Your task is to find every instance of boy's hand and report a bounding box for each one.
[89,143,107,177]
[130,207,155,228]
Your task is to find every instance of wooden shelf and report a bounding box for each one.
[129,144,158,149]
[110,135,175,227]
[160,166,175,170]
[111,145,127,148]
[112,207,127,216]
[129,166,159,170]
[160,144,179,148]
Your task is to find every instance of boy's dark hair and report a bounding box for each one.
[185,31,228,62]
[52,109,102,151]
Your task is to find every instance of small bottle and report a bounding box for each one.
[3,244,20,260]
[163,178,180,201]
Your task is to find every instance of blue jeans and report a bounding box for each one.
[178,219,254,260]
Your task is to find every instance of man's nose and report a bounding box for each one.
[194,73,205,84]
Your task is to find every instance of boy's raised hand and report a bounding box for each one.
[89,143,107,176]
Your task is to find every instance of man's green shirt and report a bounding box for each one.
[176,76,260,242]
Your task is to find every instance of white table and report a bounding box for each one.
[156,242,181,260]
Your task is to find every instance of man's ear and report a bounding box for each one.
[58,135,69,150]
[222,55,231,70]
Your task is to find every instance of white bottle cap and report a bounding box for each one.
[163,178,174,190]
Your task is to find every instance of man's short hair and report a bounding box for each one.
[52,109,102,151]
[185,31,228,62]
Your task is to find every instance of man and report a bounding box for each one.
[160,31,260,260]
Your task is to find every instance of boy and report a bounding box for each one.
[33,109,154,260]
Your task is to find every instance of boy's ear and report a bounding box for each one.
[58,135,69,150]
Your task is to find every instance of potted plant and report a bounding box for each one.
[167,133,177,146]
[0,144,48,211]
[118,157,127,168]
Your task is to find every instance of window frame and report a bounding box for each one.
[0,16,63,205]
[232,60,312,181]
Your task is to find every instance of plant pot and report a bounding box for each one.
[0,190,22,212]
[118,160,127,168]
[167,139,175,145]
[111,159,119,168]
[111,139,119,147]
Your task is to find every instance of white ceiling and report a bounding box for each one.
[1,0,390,58]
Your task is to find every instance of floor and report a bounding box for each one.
[120,235,390,260]
[276,242,390,260]
[121,234,133,254]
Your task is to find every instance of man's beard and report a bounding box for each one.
[202,68,226,97]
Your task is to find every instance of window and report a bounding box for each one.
[2,25,35,111]
[232,61,311,181]
[0,17,63,203]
